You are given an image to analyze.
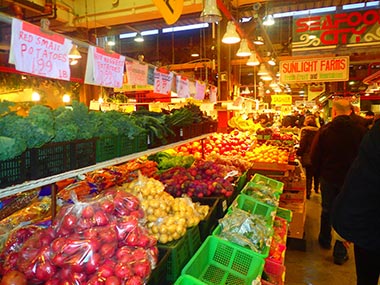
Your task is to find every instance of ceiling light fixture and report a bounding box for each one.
[200,0,222,23]
[257,64,269,76]
[236,39,251,57]
[134,32,144,42]
[222,21,241,44]
[246,52,260,66]
[253,36,264,45]
[263,14,275,26]
[68,44,82,59]
[268,57,276,66]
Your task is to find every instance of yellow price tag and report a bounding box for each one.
[152,0,184,25]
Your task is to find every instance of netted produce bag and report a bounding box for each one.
[217,208,273,254]
[119,172,209,244]
[1,191,158,285]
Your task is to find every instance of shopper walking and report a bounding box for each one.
[332,118,380,285]
[296,115,319,199]
[310,99,367,264]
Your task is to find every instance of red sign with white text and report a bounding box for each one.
[292,9,380,52]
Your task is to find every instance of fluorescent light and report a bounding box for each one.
[343,3,365,10]
[367,1,380,7]
[119,29,158,39]
[240,17,252,23]
[274,6,336,18]
[162,23,209,33]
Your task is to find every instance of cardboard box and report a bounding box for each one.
[287,204,306,239]
[280,188,306,202]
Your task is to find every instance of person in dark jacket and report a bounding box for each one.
[296,114,319,199]
[310,99,367,264]
[332,118,380,285]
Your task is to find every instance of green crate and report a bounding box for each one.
[235,171,248,193]
[174,274,207,285]
[181,236,265,285]
[147,247,171,285]
[229,194,276,226]
[240,181,281,208]
[96,136,118,162]
[212,224,271,259]
[250,173,284,195]
[197,198,220,241]
[134,133,148,153]
[276,207,293,223]
[117,135,135,157]
[187,226,202,256]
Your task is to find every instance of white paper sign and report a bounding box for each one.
[154,69,173,94]
[195,81,206,100]
[176,75,190,98]
[125,60,148,85]
[9,18,72,80]
[85,46,125,88]
[210,85,217,103]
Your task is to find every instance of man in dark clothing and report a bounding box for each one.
[310,99,367,264]
[332,119,380,285]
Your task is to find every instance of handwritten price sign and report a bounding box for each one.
[9,18,72,80]
[154,69,173,94]
[85,46,125,88]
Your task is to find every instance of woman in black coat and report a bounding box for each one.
[296,115,319,199]
[332,119,380,285]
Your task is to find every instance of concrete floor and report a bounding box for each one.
[284,193,358,285]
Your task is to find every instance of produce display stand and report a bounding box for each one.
[249,159,307,251]
[0,134,211,202]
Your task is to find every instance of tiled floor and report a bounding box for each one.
[284,193,358,285]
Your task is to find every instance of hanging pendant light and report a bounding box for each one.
[200,0,222,23]
[263,14,275,26]
[236,39,251,57]
[253,36,264,45]
[222,21,240,44]
[68,44,81,59]
[257,64,269,76]
[134,32,144,42]
[268,56,276,66]
[246,52,260,66]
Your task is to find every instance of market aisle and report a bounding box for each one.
[284,193,357,285]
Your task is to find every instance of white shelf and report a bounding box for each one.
[0,134,210,199]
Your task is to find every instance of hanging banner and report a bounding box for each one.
[147,66,155,85]
[9,18,72,80]
[125,59,148,85]
[85,46,125,88]
[210,85,217,103]
[176,75,190,98]
[154,68,173,94]
[152,0,183,25]
[195,81,206,100]
[280,56,349,83]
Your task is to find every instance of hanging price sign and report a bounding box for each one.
[9,18,72,80]
[85,46,125,88]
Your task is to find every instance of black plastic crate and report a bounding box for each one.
[27,142,71,180]
[70,139,96,169]
[147,247,171,285]
[0,153,26,188]
[197,198,220,241]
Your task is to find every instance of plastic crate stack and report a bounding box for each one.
[174,173,292,285]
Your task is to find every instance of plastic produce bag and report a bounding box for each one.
[217,208,273,254]
[8,191,158,284]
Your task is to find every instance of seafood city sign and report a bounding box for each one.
[292,9,380,52]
